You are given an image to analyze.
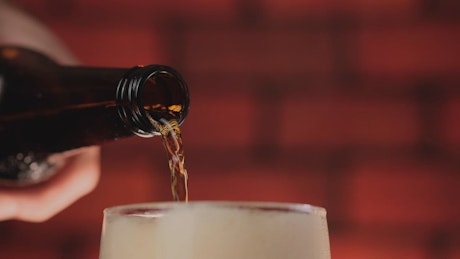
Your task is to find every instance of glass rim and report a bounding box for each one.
[103,201,326,217]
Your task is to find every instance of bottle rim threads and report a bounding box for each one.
[116,65,190,137]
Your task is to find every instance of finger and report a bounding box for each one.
[0,146,100,222]
[0,1,78,64]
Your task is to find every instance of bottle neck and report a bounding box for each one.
[0,46,190,138]
[116,65,190,137]
[0,46,127,118]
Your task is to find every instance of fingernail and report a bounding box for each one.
[0,196,17,221]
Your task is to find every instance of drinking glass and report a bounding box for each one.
[99,201,331,259]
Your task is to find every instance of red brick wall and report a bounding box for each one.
[1,0,460,258]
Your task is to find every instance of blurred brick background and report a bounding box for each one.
[1,0,460,258]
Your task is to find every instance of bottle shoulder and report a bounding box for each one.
[0,46,58,68]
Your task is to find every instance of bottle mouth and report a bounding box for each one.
[116,65,190,137]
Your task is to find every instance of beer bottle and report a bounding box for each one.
[0,46,190,186]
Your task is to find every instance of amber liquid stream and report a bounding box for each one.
[155,119,188,202]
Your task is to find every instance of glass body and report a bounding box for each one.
[99,201,331,259]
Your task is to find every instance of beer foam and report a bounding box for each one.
[99,202,330,259]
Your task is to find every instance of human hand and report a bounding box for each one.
[0,1,101,222]
[0,147,100,222]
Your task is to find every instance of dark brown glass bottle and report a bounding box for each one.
[0,46,190,186]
